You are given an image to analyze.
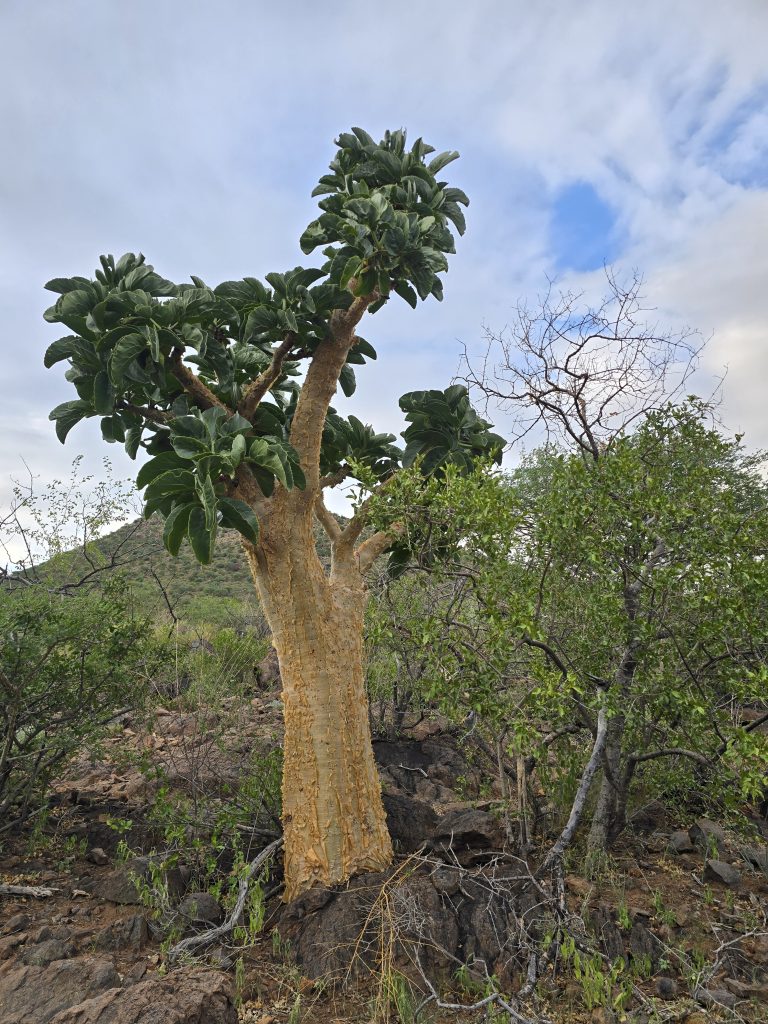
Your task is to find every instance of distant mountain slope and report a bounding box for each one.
[26,514,337,625]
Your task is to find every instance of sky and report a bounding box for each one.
[1,0,767,524]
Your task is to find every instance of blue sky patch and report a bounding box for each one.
[550,182,621,273]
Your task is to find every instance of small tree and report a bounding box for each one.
[1,464,165,832]
[42,128,503,899]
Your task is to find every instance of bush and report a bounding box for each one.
[0,577,165,833]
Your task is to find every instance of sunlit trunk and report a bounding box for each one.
[242,505,392,901]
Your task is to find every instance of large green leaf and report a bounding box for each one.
[110,333,147,385]
[187,505,216,564]
[195,473,218,529]
[339,364,356,397]
[136,451,189,489]
[49,400,92,443]
[218,497,260,545]
[143,469,195,503]
[44,335,87,368]
[93,371,114,414]
[162,502,194,556]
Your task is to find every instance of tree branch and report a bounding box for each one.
[537,706,608,875]
[0,884,59,898]
[238,333,296,421]
[355,523,405,573]
[627,747,712,768]
[170,349,231,413]
[320,465,352,489]
[117,401,171,425]
[314,493,342,543]
[167,838,282,964]
[289,295,375,490]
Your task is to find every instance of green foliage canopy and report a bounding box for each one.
[43,129,502,564]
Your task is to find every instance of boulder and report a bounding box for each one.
[87,857,188,905]
[432,808,503,852]
[693,986,737,1010]
[255,647,280,688]
[93,915,148,952]
[655,977,678,1000]
[177,892,224,926]
[0,957,121,1023]
[628,922,661,968]
[21,939,76,967]
[589,906,625,962]
[0,933,27,961]
[739,844,768,874]
[48,967,237,1023]
[382,792,438,853]
[689,818,726,857]
[703,859,741,889]
[628,800,666,833]
[2,913,30,935]
[667,830,694,855]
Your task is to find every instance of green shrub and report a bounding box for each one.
[0,576,166,833]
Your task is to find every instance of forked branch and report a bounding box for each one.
[170,349,231,413]
[239,333,297,422]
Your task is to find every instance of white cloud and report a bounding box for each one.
[1,0,767,520]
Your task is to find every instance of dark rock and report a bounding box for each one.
[455,881,513,981]
[694,986,737,1010]
[429,866,461,895]
[207,945,235,972]
[667,830,695,854]
[178,892,224,926]
[655,977,678,1000]
[703,859,741,889]
[0,933,27,961]
[421,739,477,792]
[2,913,30,935]
[21,939,76,967]
[382,792,438,853]
[432,808,503,852]
[31,926,71,944]
[86,848,108,867]
[277,874,385,980]
[724,975,768,999]
[0,957,121,1023]
[374,736,479,800]
[628,800,666,833]
[46,966,237,1023]
[88,857,188,905]
[374,739,431,773]
[629,922,661,968]
[277,869,459,982]
[256,647,280,687]
[739,844,768,873]
[689,818,726,857]
[93,915,148,952]
[589,906,625,962]
[121,962,147,988]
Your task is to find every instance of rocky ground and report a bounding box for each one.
[1,695,767,1024]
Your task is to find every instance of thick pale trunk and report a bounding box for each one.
[242,506,392,901]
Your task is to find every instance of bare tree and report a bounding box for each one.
[461,269,703,457]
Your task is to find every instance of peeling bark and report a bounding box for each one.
[241,488,392,900]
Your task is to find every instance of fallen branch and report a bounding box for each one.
[414,947,544,1024]
[0,883,59,898]
[166,838,282,964]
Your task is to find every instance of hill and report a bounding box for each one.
[19,514,336,626]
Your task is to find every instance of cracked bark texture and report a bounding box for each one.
[242,492,392,900]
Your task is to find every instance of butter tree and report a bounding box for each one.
[42,128,503,899]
